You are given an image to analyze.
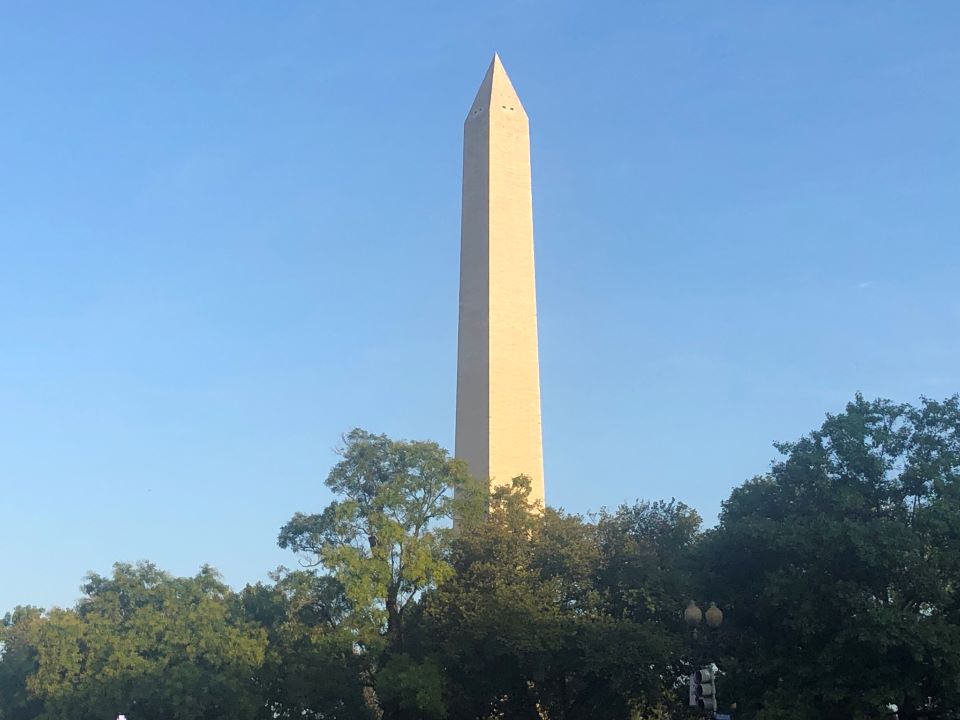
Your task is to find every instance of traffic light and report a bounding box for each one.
[694,667,717,712]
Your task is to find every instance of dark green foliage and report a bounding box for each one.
[376,653,447,720]
[701,395,960,720]
[241,570,373,719]
[417,479,691,719]
[0,606,45,720]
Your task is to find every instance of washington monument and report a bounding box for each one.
[455,54,545,507]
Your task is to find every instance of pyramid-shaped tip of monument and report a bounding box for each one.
[466,52,526,121]
[485,52,518,95]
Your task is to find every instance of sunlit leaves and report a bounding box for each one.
[278,429,469,649]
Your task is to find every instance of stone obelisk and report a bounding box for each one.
[455,54,544,506]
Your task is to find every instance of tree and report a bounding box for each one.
[594,500,705,718]
[595,499,702,626]
[241,570,373,720]
[418,478,687,720]
[278,429,472,719]
[701,395,960,720]
[0,606,45,720]
[23,562,268,720]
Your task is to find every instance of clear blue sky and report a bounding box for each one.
[2,2,958,613]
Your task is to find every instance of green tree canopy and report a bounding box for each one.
[702,394,960,720]
[0,606,45,720]
[277,429,475,720]
[3,401,957,720]
[412,479,692,720]
[278,429,472,651]
[18,562,268,720]
[241,570,373,719]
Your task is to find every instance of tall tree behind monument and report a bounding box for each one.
[455,54,545,506]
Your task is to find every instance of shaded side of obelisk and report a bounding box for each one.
[455,54,545,506]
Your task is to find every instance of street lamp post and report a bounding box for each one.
[684,600,725,715]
